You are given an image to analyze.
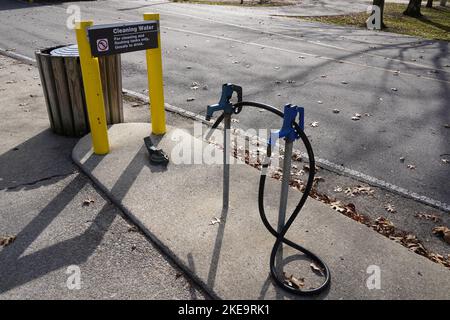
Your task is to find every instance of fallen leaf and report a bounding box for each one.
[441,158,449,164]
[341,81,348,84]
[209,217,221,225]
[407,164,416,170]
[399,157,405,162]
[82,198,95,206]
[385,204,396,213]
[292,152,302,161]
[0,235,16,247]
[432,226,450,244]
[414,213,440,223]
[310,262,324,276]
[334,186,343,192]
[231,118,239,123]
[127,226,139,232]
[332,109,340,114]
[186,97,195,102]
[345,185,374,196]
[391,87,398,92]
[190,82,199,90]
[330,201,346,213]
[372,217,395,236]
[317,100,323,104]
[310,121,319,127]
[284,273,305,289]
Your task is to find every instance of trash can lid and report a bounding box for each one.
[50,44,79,57]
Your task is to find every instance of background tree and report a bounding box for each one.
[373,0,386,28]
[426,0,433,8]
[404,0,423,17]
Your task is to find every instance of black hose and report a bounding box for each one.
[211,101,331,295]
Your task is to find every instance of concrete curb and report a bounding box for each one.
[123,89,450,213]
[72,123,450,300]
[71,144,222,300]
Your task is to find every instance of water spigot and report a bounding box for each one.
[206,83,243,121]
[269,104,304,146]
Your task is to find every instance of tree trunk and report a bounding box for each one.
[439,0,446,6]
[404,0,422,17]
[426,0,433,7]
[373,0,386,28]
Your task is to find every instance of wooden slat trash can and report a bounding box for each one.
[35,44,123,137]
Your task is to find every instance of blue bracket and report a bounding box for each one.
[269,104,304,146]
[206,83,242,121]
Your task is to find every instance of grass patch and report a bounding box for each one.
[301,3,450,41]
[171,0,294,7]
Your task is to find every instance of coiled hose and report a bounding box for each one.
[210,101,331,295]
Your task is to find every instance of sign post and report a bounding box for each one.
[75,14,167,154]
[144,13,166,135]
[75,21,110,155]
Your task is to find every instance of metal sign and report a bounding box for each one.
[87,21,159,57]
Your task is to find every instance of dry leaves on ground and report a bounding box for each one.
[372,217,395,236]
[414,213,441,223]
[385,204,397,213]
[209,217,221,225]
[284,273,305,289]
[310,262,324,276]
[0,235,16,247]
[82,198,95,206]
[432,226,450,244]
[344,185,374,197]
[310,121,319,127]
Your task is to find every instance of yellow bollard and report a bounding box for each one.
[75,21,110,155]
[144,13,166,135]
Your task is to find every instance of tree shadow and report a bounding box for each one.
[0,129,77,192]
[417,15,450,33]
[0,140,147,293]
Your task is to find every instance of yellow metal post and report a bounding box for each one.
[144,13,166,135]
[75,21,109,155]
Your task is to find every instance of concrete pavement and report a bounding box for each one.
[72,122,450,299]
[0,55,207,299]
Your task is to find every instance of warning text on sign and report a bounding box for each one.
[87,21,159,57]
